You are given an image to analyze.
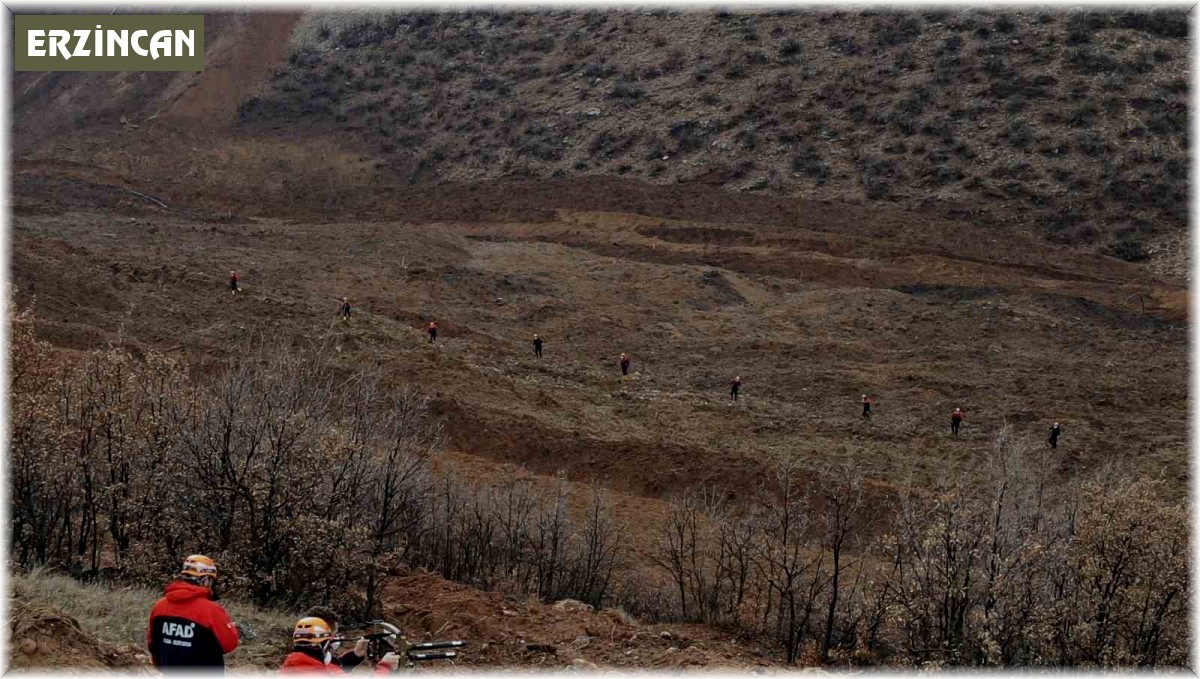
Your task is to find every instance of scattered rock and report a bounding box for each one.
[526,643,557,655]
[19,638,37,654]
[571,657,598,670]
[553,599,594,613]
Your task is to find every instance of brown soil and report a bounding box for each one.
[11,196,1188,507]
[7,601,150,672]
[9,569,763,672]
[382,571,775,669]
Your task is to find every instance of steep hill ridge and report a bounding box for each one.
[11,8,1191,267]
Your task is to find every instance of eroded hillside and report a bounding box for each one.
[8,7,1192,669]
[12,9,1192,268]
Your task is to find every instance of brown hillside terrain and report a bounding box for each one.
[12,193,1188,503]
[7,8,1190,668]
[13,8,1190,267]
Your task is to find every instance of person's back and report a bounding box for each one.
[147,556,238,672]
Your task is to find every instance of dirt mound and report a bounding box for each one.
[382,571,776,669]
[7,600,150,671]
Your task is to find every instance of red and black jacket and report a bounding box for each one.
[147,581,239,671]
[282,647,393,675]
[282,649,344,675]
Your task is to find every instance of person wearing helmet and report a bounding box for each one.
[427,321,438,343]
[281,617,401,675]
[861,395,873,420]
[147,555,239,671]
[301,607,367,671]
[619,353,630,376]
[730,376,742,401]
[339,298,352,321]
[533,333,543,358]
[229,271,240,294]
[1048,422,1062,449]
[951,407,966,436]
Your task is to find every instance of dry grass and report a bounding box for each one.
[10,568,297,668]
[240,8,1190,263]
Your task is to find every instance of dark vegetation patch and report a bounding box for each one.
[892,284,1003,302]
[238,8,1190,260]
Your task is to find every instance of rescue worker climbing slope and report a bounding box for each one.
[427,321,438,343]
[862,395,873,419]
[533,334,543,358]
[730,376,742,401]
[147,555,239,672]
[619,353,630,376]
[951,407,966,436]
[1049,422,1062,449]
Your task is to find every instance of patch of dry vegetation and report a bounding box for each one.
[241,8,1189,263]
[9,568,295,669]
[9,298,1189,667]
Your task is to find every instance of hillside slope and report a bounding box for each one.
[12,193,1188,502]
[8,8,1191,669]
[8,569,773,670]
[11,8,1191,267]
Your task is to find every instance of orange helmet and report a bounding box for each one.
[292,617,334,646]
[181,554,217,580]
